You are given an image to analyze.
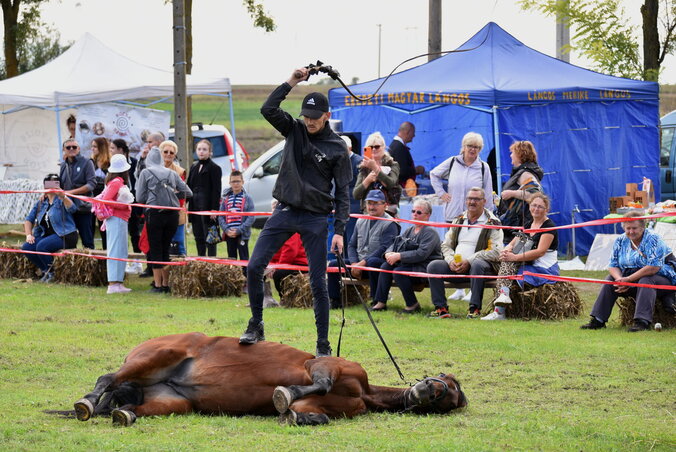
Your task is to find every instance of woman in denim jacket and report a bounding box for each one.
[22,174,79,282]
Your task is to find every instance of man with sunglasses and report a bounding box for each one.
[238,67,352,358]
[426,187,504,319]
[59,139,96,249]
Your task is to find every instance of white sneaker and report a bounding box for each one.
[448,289,466,301]
[494,291,512,306]
[481,310,506,321]
[462,291,472,302]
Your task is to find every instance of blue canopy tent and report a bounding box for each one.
[329,22,659,255]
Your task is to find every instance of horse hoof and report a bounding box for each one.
[74,398,94,421]
[111,409,136,427]
[278,409,297,426]
[272,386,293,414]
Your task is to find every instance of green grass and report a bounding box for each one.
[0,228,674,451]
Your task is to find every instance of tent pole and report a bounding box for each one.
[228,92,239,170]
[55,107,63,163]
[492,106,502,192]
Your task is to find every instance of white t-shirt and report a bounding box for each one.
[454,212,487,259]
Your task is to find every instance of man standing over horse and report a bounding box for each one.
[239,67,352,357]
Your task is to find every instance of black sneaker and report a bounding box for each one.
[580,317,606,330]
[139,268,152,278]
[628,319,650,332]
[149,286,164,294]
[239,319,265,344]
[315,340,332,358]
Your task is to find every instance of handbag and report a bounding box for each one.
[512,231,535,254]
[391,235,417,253]
[139,223,150,254]
[206,223,222,245]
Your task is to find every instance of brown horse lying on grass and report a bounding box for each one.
[73,332,467,426]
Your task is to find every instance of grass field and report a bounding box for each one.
[0,228,674,451]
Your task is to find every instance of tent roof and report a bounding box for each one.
[0,33,231,107]
[329,22,657,109]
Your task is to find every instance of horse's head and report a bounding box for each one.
[405,373,467,414]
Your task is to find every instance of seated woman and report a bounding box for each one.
[353,131,401,216]
[22,174,79,282]
[581,211,676,332]
[370,198,442,313]
[484,193,559,321]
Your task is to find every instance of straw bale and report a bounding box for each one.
[0,243,39,279]
[279,272,313,308]
[169,261,245,297]
[616,296,676,328]
[489,281,583,320]
[51,249,108,286]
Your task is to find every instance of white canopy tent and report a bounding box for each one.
[0,33,235,180]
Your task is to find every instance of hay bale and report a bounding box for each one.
[616,297,676,328]
[51,249,108,286]
[279,272,313,308]
[0,243,39,279]
[490,281,583,320]
[169,261,245,297]
[342,283,370,307]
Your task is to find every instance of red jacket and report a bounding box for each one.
[270,233,307,265]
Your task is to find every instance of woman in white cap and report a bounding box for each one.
[99,154,134,294]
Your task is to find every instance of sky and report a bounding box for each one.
[36,0,675,86]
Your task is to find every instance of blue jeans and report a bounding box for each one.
[247,205,329,342]
[172,224,187,255]
[373,262,425,308]
[327,256,384,301]
[106,216,129,283]
[427,258,496,310]
[22,232,78,272]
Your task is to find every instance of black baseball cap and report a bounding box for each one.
[300,92,329,119]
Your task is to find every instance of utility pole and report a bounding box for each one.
[556,0,570,62]
[377,24,382,78]
[428,0,441,62]
[173,0,190,168]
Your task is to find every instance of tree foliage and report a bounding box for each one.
[519,0,676,81]
[0,0,69,79]
[242,0,275,32]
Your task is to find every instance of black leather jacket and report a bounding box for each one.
[261,83,352,235]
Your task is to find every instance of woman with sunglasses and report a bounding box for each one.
[430,131,494,302]
[353,131,401,216]
[160,141,188,257]
[369,198,442,313]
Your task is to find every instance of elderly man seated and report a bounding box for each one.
[328,190,399,308]
[426,187,504,319]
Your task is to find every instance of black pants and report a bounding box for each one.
[128,206,142,253]
[247,205,330,343]
[192,215,217,257]
[92,215,107,249]
[146,210,178,269]
[225,236,249,277]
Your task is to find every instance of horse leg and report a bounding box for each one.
[272,359,340,414]
[74,373,115,421]
[111,383,194,427]
[278,395,367,426]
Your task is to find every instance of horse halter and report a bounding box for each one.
[402,375,451,412]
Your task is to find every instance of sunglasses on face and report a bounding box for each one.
[411,209,427,215]
[370,145,382,150]
[65,145,78,150]
[163,150,176,155]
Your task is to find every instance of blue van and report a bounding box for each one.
[660,110,676,201]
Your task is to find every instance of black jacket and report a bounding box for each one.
[388,139,415,185]
[261,83,352,235]
[187,158,222,213]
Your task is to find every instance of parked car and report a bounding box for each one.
[169,123,249,182]
[660,110,676,200]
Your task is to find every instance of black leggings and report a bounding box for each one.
[146,210,178,269]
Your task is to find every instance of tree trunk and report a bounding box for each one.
[1,0,21,79]
[641,0,660,81]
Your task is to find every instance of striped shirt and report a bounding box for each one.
[224,192,244,227]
